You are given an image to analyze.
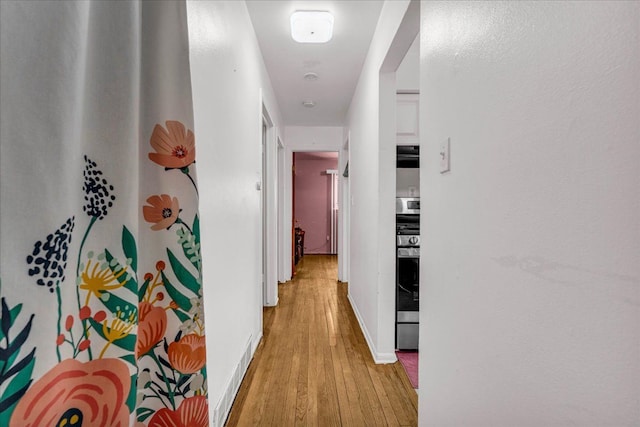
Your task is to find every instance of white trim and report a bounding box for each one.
[211,335,257,427]
[276,141,288,283]
[338,132,350,283]
[264,296,278,308]
[261,92,279,307]
[347,293,397,364]
[252,330,263,355]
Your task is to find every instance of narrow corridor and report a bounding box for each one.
[226,255,418,426]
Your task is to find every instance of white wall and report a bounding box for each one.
[397,168,419,197]
[186,1,283,423]
[419,2,640,425]
[396,34,419,93]
[281,126,345,281]
[346,0,414,363]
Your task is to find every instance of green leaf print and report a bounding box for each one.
[167,249,199,295]
[192,214,200,245]
[160,271,192,312]
[0,297,36,424]
[121,226,138,273]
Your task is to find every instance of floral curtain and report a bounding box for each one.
[0,1,209,426]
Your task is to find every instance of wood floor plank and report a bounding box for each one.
[306,291,319,426]
[380,364,419,425]
[225,255,418,426]
[318,289,342,427]
[264,283,298,426]
[281,287,302,425]
[295,295,310,426]
[367,364,402,427]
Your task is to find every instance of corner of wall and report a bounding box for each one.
[347,293,397,364]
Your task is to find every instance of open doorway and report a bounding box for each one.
[292,151,339,270]
[394,34,420,390]
[378,1,420,389]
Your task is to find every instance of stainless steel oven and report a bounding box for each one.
[396,197,420,215]
[396,214,419,350]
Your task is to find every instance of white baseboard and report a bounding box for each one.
[264,296,278,307]
[211,334,257,427]
[376,350,399,364]
[347,293,397,364]
[252,330,263,355]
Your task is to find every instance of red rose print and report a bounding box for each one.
[147,395,208,427]
[10,358,130,427]
[168,334,207,374]
[136,302,167,358]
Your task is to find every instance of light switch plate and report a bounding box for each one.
[440,138,450,173]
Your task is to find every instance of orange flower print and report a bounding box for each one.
[143,194,180,231]
[10,358,130,427]
[149,120,195,169]
[136,302,167,358]
[147,395,209,427]
[168,334,207,374]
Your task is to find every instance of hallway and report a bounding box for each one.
[226,255,418,426]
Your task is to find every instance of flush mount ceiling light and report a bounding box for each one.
[290,11,334,43]
[302,100,316,108]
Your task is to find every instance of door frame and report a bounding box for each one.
[338,134,350,282]
[277,130,346,282]
[261,101,278,307]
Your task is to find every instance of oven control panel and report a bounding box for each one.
[397,235,420,247]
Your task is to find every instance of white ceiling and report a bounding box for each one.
[246,1,384,126]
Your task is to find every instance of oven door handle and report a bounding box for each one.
[397,254,419,259]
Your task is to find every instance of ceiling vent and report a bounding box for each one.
[304,72,319,81]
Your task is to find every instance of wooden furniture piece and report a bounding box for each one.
[294,227,305,264]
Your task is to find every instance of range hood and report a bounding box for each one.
[397,145,419,168]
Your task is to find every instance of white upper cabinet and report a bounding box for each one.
[396,93,419,144]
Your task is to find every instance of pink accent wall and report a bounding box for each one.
[294,152,338,254]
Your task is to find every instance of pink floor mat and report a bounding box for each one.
[396,351,418,389]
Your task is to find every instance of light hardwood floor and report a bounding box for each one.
[226,255,418,426]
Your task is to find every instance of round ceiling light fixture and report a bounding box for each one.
[302,100,316,108]
[304,72,319,81]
